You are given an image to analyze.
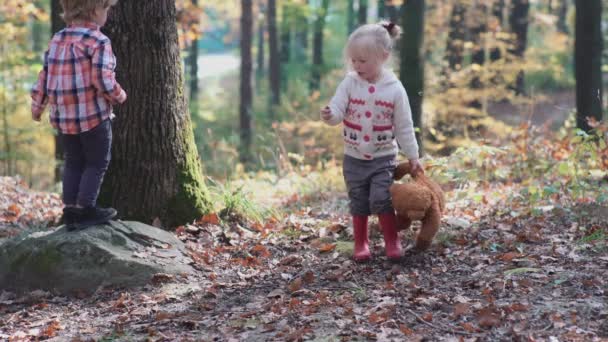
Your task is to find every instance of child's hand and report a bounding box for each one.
[320,106,332,121]
[408,158,424,176]
[31,109,42,122]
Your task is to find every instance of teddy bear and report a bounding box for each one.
[390,161,445,251]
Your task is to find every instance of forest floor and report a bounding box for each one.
[1,169,607,341]
[1,90,607,341]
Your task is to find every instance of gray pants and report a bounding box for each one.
[343,154,397,216]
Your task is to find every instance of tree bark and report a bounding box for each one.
[294,1,309,62]
[310,0,330,92]
[51,0,64,183]
[240,0,253,165]
[268,0,280,108]
[100,0,212,227]
[378,0,386,19]
[575,0,604,131]
[400,0,425,155]
[358,0,368,25]
[509,0,530,95]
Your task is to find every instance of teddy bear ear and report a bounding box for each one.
[393,162,411,180]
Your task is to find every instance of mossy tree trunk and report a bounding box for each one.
[574,0,604,131]
[400,0,425,155]
[100,0,212,228]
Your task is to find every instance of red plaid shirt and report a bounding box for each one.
[31,22,126,134]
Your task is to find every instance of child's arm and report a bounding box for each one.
[31,51,49,121]
[393,86,419,161]
[321,78,350,125]
[91,42,127,105]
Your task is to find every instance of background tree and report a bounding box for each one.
[509,0,530,95]
[51,0,64,183]
[100,0,212,227]
[188,0,200,106]
[556,0,569,34]
[268,0,280,110]
[444,1,466,74]
[347,0,355,33]
[310,0,330,91]
[574,0,604,131]
[256,2,266,78]
[280,2,292,91]
[400,0,425,154]
[358,0,368,25]
[240,0,253,165]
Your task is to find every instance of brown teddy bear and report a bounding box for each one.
[390,161,445,251]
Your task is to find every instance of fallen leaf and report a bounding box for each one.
[287,278,303,293]
[318,243,336,253]
[303,271,315,284]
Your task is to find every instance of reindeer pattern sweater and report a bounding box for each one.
[322,70,419,161]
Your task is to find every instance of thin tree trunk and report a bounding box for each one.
[469,3,487,110]
[444,1,466,72]
[101,0,212,227]
[294,2,308,62]
[490,0,506,61]
[256,3,266,78]
[378,0,386,19]
[509,0,530,95]
[188,0,199,108]
[358,0,368,25]
[51,0,64,183]
[556,0,569,34]
[268,0,280,109]
[575,0,604,131]
[280,3,291,91]
[400,0,425,155]
[347,0,355,33]
[240,0,253,165]
[387,1,399,22]
[310,0,330,92]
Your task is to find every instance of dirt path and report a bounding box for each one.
[488,90,575,129]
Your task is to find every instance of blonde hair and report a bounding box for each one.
[344,20,402,70]
[60,0,118,23]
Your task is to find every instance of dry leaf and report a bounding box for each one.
[318,243,336,253]
[287,278,303,293]
[303,271,315,284]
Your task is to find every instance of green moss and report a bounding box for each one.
[167,120,213,227]
[10,245,62,275]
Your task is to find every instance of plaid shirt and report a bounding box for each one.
[31,22,126,134]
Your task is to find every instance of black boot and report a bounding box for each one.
[73,206,117,230]
[61,207,80,231]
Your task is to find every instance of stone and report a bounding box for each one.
[0,221,194,295]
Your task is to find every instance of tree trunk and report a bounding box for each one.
[358,0,368,25]
[387,1,399,22]
[280,3,291,91]
[294,3,308,62]
[556,0,569,34]
[575,0,604,131]
[347,0,355,33]
[100,0,212,227]
[400,0,425,155]
[188,0,199,107]
[310,0,330,92]
[240,0,253,165]
[509,0,530,95]
[444,1,466,72]
[51,0,64,183]
[378,0,386,19]
[268,0,280,109]
[490,0,506,61]
[256,3,266,78]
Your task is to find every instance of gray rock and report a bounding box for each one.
[0,221,194,295]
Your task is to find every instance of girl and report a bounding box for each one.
[321,21,422,261]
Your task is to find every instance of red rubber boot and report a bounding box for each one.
[378,212,402,260]
[352,215,371,262]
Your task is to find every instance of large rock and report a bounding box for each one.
[0,221,194,294]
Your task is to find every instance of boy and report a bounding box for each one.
[31,0,126,230]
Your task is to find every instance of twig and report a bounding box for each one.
[403,308,484,337]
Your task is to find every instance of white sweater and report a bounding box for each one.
[323,70,419,160]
